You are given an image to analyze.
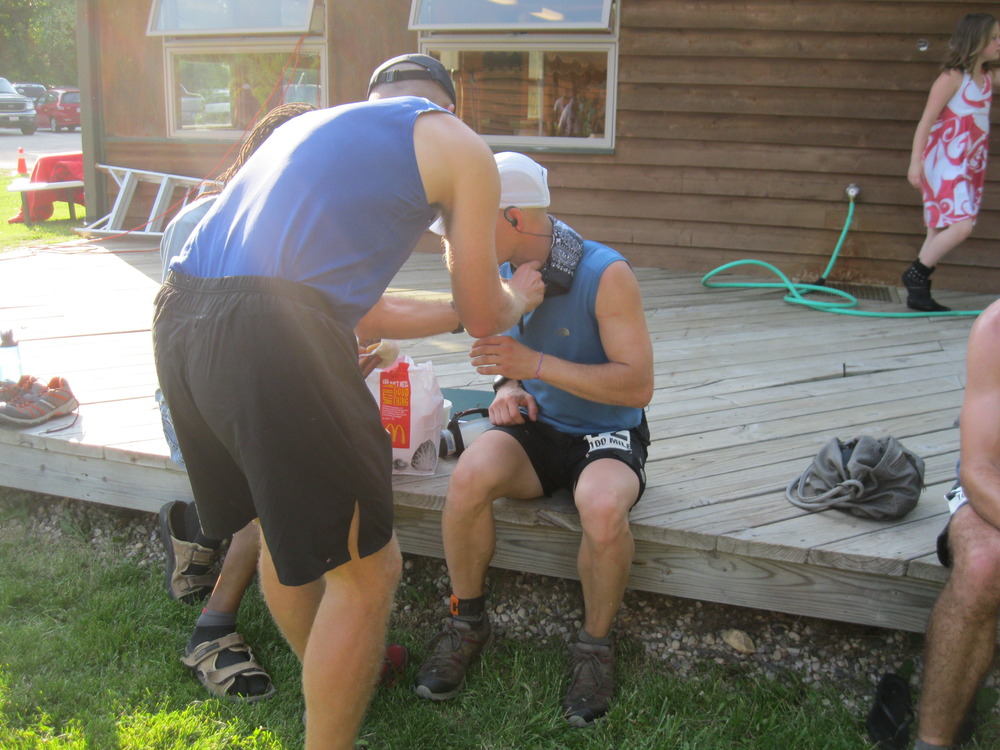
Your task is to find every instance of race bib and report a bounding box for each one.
[583,430,631,454]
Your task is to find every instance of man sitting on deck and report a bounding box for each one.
[914,297,1000,749]
[413,152,654,727]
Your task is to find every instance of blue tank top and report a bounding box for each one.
[501,234,643,435]
[170,97,446,328]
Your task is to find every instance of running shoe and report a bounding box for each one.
[0,376,78,426]
[379,643,410,687]
[563,638,615,727]
[0,375,41,403]
[413,617,491,700]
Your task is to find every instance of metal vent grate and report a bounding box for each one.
[816,282,898,303]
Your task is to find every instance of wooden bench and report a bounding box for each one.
[7,178,85,226]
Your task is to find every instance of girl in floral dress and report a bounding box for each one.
[904,13,1000,311]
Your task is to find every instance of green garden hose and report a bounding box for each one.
[700,192,984,318]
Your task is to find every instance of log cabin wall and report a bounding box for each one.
[83,1,999,291]
[543,0,1000,293]
[88,0,416,230]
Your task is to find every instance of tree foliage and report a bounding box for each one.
[0,0,77,87]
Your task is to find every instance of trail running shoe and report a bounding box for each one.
[563,639,615,727]
[0,376,78,426]
[0,375,41,403]
[379,643,410,688]
[413,617,492,701]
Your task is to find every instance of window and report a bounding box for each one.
[164,41,325,138]
[149,0,325,139]
[149,0,321,36]
[426,44,614,151]
[414,1,617,152]
[411,0,613,31]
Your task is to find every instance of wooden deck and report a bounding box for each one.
[0,240,995,634]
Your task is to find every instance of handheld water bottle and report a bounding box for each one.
[440,408,493,457]
[0,329,22,383]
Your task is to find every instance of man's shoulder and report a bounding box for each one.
[970,299,1000,349]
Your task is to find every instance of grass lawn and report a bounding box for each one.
[0,489,928,750]
[0,173,86,252]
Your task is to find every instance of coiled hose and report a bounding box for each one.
[700,194,983,318]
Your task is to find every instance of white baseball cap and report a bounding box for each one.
[429,151,549,234]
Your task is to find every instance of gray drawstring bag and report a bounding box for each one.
[786,435,924,520]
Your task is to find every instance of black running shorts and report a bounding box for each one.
[153,272,394,586]
[489,414,649,502]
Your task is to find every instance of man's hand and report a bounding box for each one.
[489,382,538,424]
[471,335,541,382]
[507,260,545,315]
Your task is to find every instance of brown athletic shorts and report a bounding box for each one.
[153,271,393,586]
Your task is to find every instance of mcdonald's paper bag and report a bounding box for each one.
[365,355,443,475]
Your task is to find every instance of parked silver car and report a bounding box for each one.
[0,77,36,135]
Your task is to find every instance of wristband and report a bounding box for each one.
[534,352,544,379]
[493,375,513,393]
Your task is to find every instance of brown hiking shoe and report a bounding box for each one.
[413,617,491,701]
[563,639,615,727]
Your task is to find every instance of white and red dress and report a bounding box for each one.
[921,71,993,228]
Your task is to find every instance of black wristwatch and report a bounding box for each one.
[493,375,516,393]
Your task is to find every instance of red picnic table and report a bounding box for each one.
[7,151,85,225]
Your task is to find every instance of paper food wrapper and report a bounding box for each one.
[365,355,443,475]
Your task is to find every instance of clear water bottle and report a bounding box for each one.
[0,329,21,383]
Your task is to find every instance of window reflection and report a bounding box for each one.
[412,0,612,30]
[172,52,321,132]
[150,0,316,34]
[432,49,607,139]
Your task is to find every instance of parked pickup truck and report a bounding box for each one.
[0,77,37,135]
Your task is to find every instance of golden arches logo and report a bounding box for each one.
[385,423,408,446]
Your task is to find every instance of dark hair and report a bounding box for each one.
[216,102,317,184]
[942,13,998,72]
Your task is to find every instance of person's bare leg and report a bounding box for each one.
[573,460,638,639]
[257,534,322,660]
[258,507,402,750]
[917,219,974,269]
[442,431,542,598]
[917,505,1000,746]
[203,521,260,614]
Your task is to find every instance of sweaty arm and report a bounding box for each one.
[908,70,962,189]
[413,112,544,337]
[958,301,1000,531]
[355,295,459,341]
[473,260,654,409]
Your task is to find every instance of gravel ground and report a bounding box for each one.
[5,488,997,726]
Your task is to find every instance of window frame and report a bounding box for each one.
[148,0,321,37]
[409,0,614,32]
[422,34,617,153]
[162,37,328,141]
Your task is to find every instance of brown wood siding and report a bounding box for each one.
[96,0,165,138]
[85,1,999,292]
[539,0,1000,292]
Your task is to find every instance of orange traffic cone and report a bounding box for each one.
[15,147,27,176]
